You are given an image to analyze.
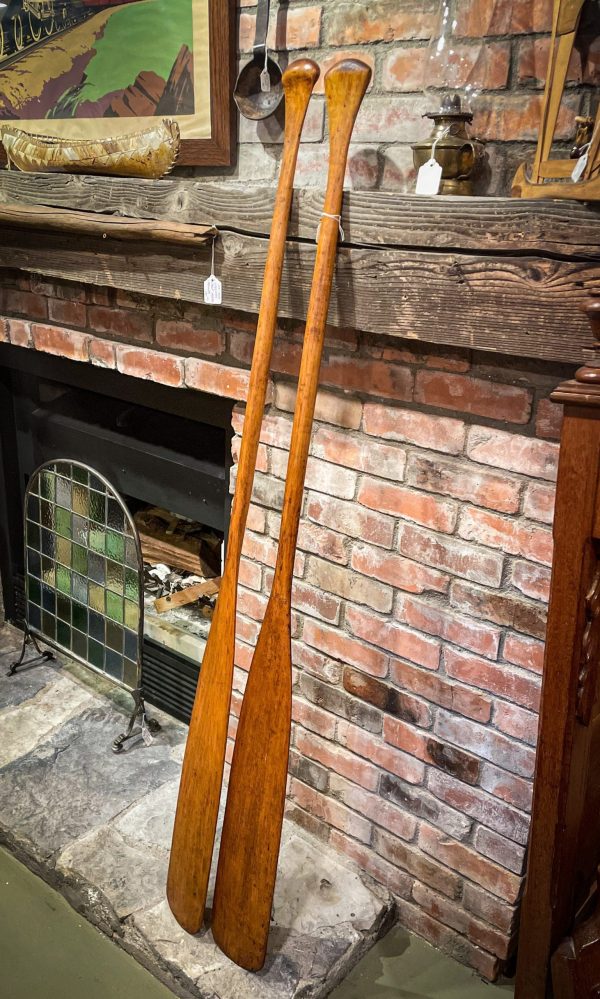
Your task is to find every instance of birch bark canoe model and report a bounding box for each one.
[211,58,373,972]
[166,58,320,936]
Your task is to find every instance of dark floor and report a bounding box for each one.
[1,844,514,999]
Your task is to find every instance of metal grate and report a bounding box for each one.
[24,460,143,691]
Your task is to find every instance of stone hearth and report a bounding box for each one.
[0,622,392,999]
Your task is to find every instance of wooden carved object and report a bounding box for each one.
[166,58,320,936]
[211,58,372,973]
[552,871,600,998]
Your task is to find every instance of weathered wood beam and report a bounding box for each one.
[0,201,215,246]
[0,227,596,364]
[0,172,599,258]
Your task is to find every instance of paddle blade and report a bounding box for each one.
[211,599,293,970]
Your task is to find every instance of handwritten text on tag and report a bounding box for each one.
[416,158,443,196]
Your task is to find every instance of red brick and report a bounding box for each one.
[400,596,501,659]
[523,482,555,525]
[363,403,466,454]
[268,4,321,49]
[424,353,471,373]
[494,701,539,747]
[503,633,545,675]
[326,0,436,45]
[411,882,512,959]
[48,298,87,328]
[302,619,389,678]
[511,561,551,603]
[330,774,417,842]
[311,426,406,482]
[290,778,371,844]
[474,827,526,876]
[467,426,558,481]
[380,773,472,840]
[459,507,553,566]
[445,646,541,712]
[88,305,152,342]
[391,659,492,723]
[473,91,580,143]
[384,41,510,93]
[297,522,348,565]
[535,397,563,440]
[321,354,413,401]
[89,338,116,369]
[456,0,553,37]
[31,324,90,362]
[343,667,433,728]
[116,346,184,387]
[330,830,414,900]
[419,824,523,903]
[415,371,532,425]
[275,383,362,429]
[394,896,502,981]
[0,288,47,320]
[7,318,31,347]
[238,557,262,592]
[232,436,268,473]
[373,828,462,899]
[384,718,481,787]
[156,320,224,355]
[292,703,337,743]
[480,763,533,813]
[435,709,536,778]
[463,882,519,936]
[305,556,393,613]
[185,357,259,401]
[428,770,529,846]
[338,719,426,786]
[291,641,344,685]
[271,450,357,499]
[398,524,504,587]
[307,493,395,547]
[288,579,341,625]
[242,531,278,569]
[450,579,547,639]
[406,454,521,514]
[358,479,457,533]
[351,545,449,595]
[518,35,583,88]
[347,604,441,671]
[296,730,381,794]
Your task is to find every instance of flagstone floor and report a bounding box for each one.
[0,621,392,998]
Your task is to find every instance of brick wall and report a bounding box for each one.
[210,0,599,194]
[0,271,570,979]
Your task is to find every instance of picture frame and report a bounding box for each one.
[0,0,237,168]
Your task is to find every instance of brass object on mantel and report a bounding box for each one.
[412,95,485,196]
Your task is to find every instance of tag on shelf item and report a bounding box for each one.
[260,67,271,93]
[572,149,589,183]
[416,157,443,196]
[204,236,222,305]
[204,274,222,305]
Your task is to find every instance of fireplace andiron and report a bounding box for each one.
[9,458,160,753]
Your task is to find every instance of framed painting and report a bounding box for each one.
[0,0,236,166]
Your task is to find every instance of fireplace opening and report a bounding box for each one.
[0,347,233,723]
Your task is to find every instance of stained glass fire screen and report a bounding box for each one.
[11,459,158,751]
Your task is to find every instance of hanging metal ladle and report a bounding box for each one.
[233,0,283,120]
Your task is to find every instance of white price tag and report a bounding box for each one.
[416,157,443,196]
[203,236,222,305]
[204,274,222,305]
[260,67,271,93]
[572,149,589,182]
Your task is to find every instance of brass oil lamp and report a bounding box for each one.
[412,94,485,196]
[412,1,486,196]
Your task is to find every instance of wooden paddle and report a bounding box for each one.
[166,58,320,935]
[211,58,372,972]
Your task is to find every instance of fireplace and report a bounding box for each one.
[0,344,233,722]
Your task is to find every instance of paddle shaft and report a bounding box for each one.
[166,59,320,935]
[211,59,372,972]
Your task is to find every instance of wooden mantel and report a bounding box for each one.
[0,171,599,365]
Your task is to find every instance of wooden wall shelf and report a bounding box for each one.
[0,173,599,365]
